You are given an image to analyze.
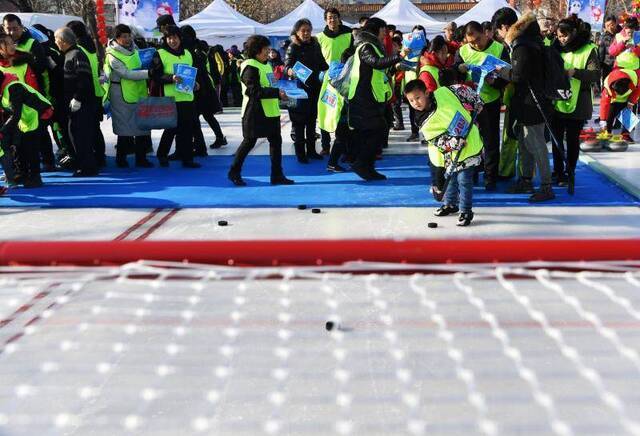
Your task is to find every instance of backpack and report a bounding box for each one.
[541,45,572,101]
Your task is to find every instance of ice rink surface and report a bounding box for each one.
[0,107,638,435]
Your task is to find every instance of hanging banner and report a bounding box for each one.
[118,0,179,37]
[566,0,606,31]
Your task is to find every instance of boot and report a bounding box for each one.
[306,141,323,160]
[294,141,308,164]
[228,170,246,186]
[351,162,375,181]
[529,184,555,202]
[507,177,534,194]
[209,136,228,149]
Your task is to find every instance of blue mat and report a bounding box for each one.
[0,155,637,208]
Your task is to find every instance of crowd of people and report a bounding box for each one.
[0,7,634,225]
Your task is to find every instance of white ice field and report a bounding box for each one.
[0,106,638,435]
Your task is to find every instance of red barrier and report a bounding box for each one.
[0,239,637,266]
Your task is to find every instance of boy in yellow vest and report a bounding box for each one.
[597,68,640,151]
[404,79,484,226]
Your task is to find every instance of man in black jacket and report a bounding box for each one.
[55,27,98,177]
[599,16,618,92]
[493,8,554,202]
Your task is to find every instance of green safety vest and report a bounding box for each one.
[0,62,28,83]
[403,56,419,85]
[419,64,440,88]
[317,32,352,63]
[317,79,344,133]
[158,48,194,103]
[79,46,105,98]
[348,43,392,104]
[605,68,638,103]
[239,58,280,118]
[15,37,51,98]
[615,33,640,70]
[554,43,596,114]
[420,87,483,168]
[1,78,51,133]
[459,40,504,104]
[15,37,34,53]
[104,46,148,104]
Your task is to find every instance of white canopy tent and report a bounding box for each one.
[452,0,519,27]
[180,0,263,48]
[264,0,351,36]
[371,0,443,34]
[7,13,83,31]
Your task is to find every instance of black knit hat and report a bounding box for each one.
[156,14,176,28]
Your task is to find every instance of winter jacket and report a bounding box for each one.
[598,30,616,68]
[503,12,549,126]
[599,68,640,121]
[284,35,328,122]
[347,30,401,131]
[0,52,40,90]
[552,29,600,121]
[240,61,281,139]
[62,45,94,107]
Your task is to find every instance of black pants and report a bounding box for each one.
[329,122,351,167]
[16,128,41,180]
[551,116,584,176]
[39,124,55,167]
[230,83,242,107]
[230,134,283,177]
[477,99,501,183]
[353,126,386,170]
[158,101,196,163]
[320,130,331,151]
[193,111,225,154]
[68,106,97,172]
[606,102,629,133]
[117,135,151,162]
[291,118,318,159]
[94,98,106,163]
[392,88,404,129]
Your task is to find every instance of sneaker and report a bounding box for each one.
[327,164,346,173]
[270,175,295,185]
[507,178,534,194]
[457,211,474,226]
[434,205,459,216]
[209,136,228,149]
[406,133,419,142]
[529,185,555,202]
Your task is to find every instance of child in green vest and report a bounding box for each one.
[404,79,483,226]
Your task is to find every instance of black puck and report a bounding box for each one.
[428,222,438,228]
[311,208,321,214]
[297,204,307,210]
[325,321,335,331]
[218,220,228,226]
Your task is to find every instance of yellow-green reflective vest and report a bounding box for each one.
[615,33,640,70]
[14,37,51,98]
[79,46,105,98]
[317,32,352,64]
[459,41,504,104]
[104,46,148,104]
[605,69,638,103]
[15,37,34,54]
[419,64,440,88]
[317,79,344,133]
[554,43,596,114]
[419,87,483,168]
[0,62,27,83]
[1,79,51,133]
[348,43,392,104]
[240,58,280,118]
[158,48,194,103]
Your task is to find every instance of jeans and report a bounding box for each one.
[515,122,552,186]
[443,166,474,213]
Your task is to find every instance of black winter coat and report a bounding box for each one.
[284,35,328,122]
[240,62,281,139]
[504,13,549,126]
[347,31,401,131]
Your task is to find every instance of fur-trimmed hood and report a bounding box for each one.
[505,12,540,46]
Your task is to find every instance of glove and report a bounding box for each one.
[69,98,81,113]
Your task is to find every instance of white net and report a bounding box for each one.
[1,260,640,435]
